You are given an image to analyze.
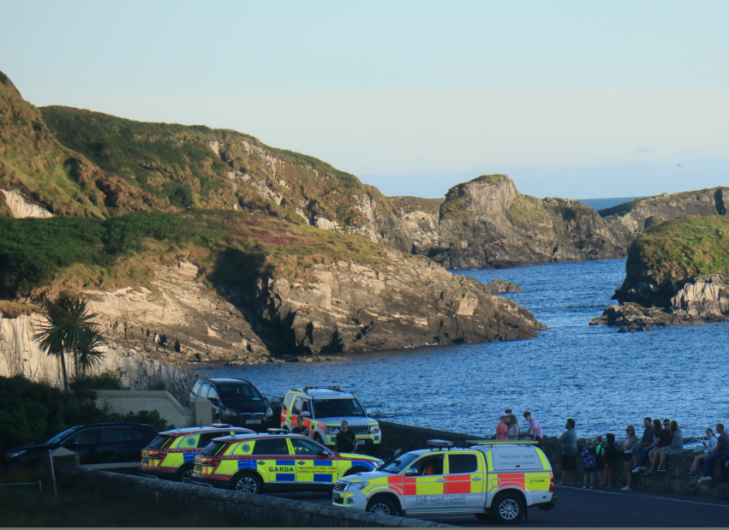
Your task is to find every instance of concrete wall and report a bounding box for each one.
[63,467,450,528]
[96,390,206,428]
[378,421,729,500]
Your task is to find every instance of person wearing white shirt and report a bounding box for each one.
[686,428,718,477]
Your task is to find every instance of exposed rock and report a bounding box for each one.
[246,253,546,355]
[0,189,54,218]
[483,280,523,294]
[617,325,653,332]
[431,175,625,268]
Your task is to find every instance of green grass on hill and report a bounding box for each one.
[0,210,389,298]
[626,215,729,285]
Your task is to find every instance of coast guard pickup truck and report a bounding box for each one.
[281,386,381,448]
[332,440,556,524]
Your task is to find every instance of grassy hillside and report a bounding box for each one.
[625,215,729,285]
[390,196,444,216]
[40,106,393,227]
[0,210,390,299]
[0,71,153,217]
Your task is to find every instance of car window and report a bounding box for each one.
[48,426,81,445]
[407,454,444,476]
[251,438,290,456]
[206,386,219,400]
[130,428,147,440]
[66,428,100,445]
[148,435,174,449]
[218,383,263,401]
[201,442,227,456]
[312,398,366,418]
[292,398,302,415]
[102,427,135,443]
[381,452,419,473]
[199,384,210,399]
[192,382,202,396]
[448,454,478,474]
[283,393,294,412]
[290,438,325,456]
[199,432,225,447]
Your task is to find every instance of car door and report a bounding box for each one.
[99,426,142,463]
[251,438,295,487]
[445,452,485,509]
[290,437,337,486]
[401,454,445,513]
[62,428,102,464]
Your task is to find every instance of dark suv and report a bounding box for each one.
[189,378,273,430]
[3,422,157,467]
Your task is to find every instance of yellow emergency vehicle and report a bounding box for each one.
[281,386,381,448]
[191,431,383,494]
[139,425,253,482]
[332,440,556,524]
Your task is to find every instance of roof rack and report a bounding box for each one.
[426,439,454,450]
[466,440,538,445]
[303,385,342,392]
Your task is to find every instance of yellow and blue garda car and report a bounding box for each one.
[332,440,556,524]
[139,425,253,482]
[191,431,383,494]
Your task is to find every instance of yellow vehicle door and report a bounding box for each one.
[290,437,337,485]
[250,437,295,484]
[445,452,486,510]
[401,454,446,513]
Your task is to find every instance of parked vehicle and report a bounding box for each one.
[281,386,380,447]
[3,422,157,467]
[333,440,556,524]
[139,424,254,482]
[192,430,383,494]
[189,378,274,430]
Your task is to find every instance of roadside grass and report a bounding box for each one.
[626,215,729,284]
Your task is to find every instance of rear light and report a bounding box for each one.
[147,450,163,459]
[549,475,554,492]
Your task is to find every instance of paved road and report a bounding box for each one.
[270,485,729,527]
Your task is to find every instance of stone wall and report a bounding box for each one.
[63,467,450,528]
[95,390,203,428]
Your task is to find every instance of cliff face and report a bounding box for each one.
[600,187,728,245]
[431,175,625,268]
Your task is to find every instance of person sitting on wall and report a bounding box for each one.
[686,428,717,477]
[698,423,729,483]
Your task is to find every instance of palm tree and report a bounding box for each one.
[76,324,106,375]
[34,293,103,390]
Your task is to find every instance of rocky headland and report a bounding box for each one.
[590,215,729,329]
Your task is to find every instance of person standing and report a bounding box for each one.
[291,415,310,437]
[335,420,357,453]
[508,414,521,440]
[602,433,618,487]
[559,418,578,485]
[581,439,597,489]
[594,435,605,486]
[621,426,638,491]
[686,428,718,477]
[523,411,543,443]
[496,412,509,440]
[632,417,655,471]
[698,423,729,482]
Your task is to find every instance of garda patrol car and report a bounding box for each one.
[332,440,556,524]
[139,425,253,482]
[281,386,380,448]
[191,430,383,494]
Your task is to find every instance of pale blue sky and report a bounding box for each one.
[2,0,728,198]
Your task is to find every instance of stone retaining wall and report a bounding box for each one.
[378,421,729,500]
[62,467,450,528]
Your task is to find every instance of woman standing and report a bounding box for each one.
[559,418,578,485]
[508,414,521,440]
[621,425,638,491]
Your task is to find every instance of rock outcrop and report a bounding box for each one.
[245,250,545,355]
[483,280,523,294]
[431,175,625,268]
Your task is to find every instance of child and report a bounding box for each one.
[582,439,597,489]
[594,435,605,487]
[603,433,618,487]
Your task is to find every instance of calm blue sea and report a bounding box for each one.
[197,259,729,443]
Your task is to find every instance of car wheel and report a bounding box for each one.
[367,496,398,516]
[492,491,525,524]
[232,472,262,494]
[177,464,194,483]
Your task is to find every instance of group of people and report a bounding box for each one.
[495,409,543,442]
[557,416,729,491]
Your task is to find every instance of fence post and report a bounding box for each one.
[47,450,57,497]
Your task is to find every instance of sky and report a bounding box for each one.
[1,0,728,199]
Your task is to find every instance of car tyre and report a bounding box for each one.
[232,472,262,495]
[367,495,398,516]
[177,464,195,483]
[491,491,525,524]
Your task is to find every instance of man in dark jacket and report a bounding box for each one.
[335,420,357,453]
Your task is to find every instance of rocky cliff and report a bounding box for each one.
[430,175,625,268]
[591,216,729,328]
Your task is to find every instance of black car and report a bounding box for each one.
[3,422,157,467]
[189,378,273,430]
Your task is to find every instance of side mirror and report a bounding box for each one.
[404,468,418,477]
[301,411,311,418]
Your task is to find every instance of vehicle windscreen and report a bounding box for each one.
[147,435,174,449]
[218,384,263,402]
[313,398,366,418]
[47,426,81,445]
[380,453,420,473]
[201,442,226,456]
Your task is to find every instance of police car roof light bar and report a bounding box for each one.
[303,385,342,392]
[210,423,232,428]
[266,428,287,435]
[426,439,454,450]
[466,440,538,445]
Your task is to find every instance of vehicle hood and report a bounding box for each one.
[315,416,377,427]
[5,442,57,456]
[337,469,391,484]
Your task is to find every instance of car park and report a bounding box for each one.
[281,386,380,448]
[332,439,556,524]
[191,430,383,494]
[139,424,254,482]
[189,377,274,430]
[3,422,157,468]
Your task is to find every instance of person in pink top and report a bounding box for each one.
[496,412,509,440]
[524,411,543,444]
